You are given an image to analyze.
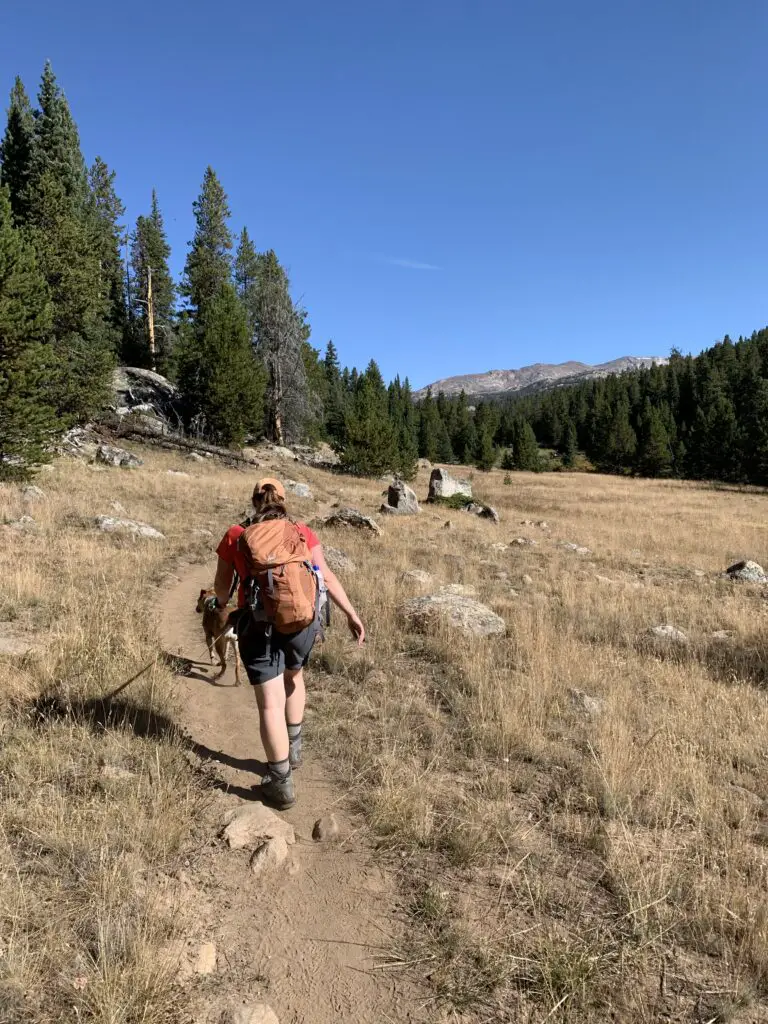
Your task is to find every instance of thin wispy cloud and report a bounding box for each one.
[384,256,442,271]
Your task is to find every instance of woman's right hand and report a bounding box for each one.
[347,612,366,646]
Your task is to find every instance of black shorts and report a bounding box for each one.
[235,612,320,686]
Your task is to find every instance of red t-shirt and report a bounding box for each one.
[216,521,320,607]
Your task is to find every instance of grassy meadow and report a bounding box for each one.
[2,446,768,1023]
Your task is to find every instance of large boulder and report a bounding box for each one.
[312,508,381,536]
[428,467,472,502]
[96,443,143,469]
[285,480,313,500]
[402,587,505,638]
[111,366,182,430]
[381,477,420,516]
[295,442,340,468]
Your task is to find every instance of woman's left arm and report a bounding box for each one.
[311,544,365,645]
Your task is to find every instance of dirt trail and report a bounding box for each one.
[160,561,424,1024]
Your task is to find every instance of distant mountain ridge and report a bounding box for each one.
[415,356,668,401]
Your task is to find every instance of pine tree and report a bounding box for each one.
[322,340,346,444]
[475,427,496,471]
[0,77,35,223]
[601,399,637,472]
[452,391,477,464]
[510,418,540,471]
[340,361,398,476]
[0,186,59,478]
[177,282,265,445]
[561,420,578,467]
[87,156,127,352]
[24,64,113,421]
[28,62,87,206]
[418,389,440,461]
[182,167,232,316]
[253,249,311,442]
[636,404,672,477]
[234,227,261,340]
[128,190,175,372]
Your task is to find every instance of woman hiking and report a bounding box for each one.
[211,477,365,809]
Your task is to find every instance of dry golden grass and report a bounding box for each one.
[0,451,256,1024]
[4,447,768,1023]
[307,469,768,1022]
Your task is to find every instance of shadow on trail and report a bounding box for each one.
[28,689,268,796]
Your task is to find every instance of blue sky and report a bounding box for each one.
[1,1,766,388]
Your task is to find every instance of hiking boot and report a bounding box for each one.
[288,736,303,770]
[260,771,296,809]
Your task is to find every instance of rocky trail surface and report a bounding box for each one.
[160,561,424,1024]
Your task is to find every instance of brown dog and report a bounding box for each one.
[196,589,241,685]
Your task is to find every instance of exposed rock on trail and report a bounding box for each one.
[249,837,290,877]
[223,804,296,850]
[428,467,472,501]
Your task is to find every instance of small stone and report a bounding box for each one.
[193,942,217,975]
[186,452,205,462]
[95,516,166,541]
[99,764,136,781]
[709,629,734,643]
[464,502,500,524]
[511,537,536,547]
[323,547,356,574]
[222,803,295,850]
[521,574,534,586]
[109,500,127,515]
[399,569,433,587]
[595,575,614,585]
[645,624,689,645]
[312,814,340,842]
[535,521,549,529]
[725,560,768,583]
[568,688,606,717]
[21,485,46,503]
[229,1004,280,1024]
[443,520,454,530]
[285,480,313,499]
[249,836,289,876]
[166,469,190,478]
[490,542,508,552]
[562,542,591,555]
[692,569,706,578]
[8,515,38,533]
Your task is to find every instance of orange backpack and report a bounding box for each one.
[237,520,318,634]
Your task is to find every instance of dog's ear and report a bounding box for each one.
[199,589,206,598]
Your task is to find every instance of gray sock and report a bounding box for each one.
[268,758,291,781]
[287,723,303,744]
